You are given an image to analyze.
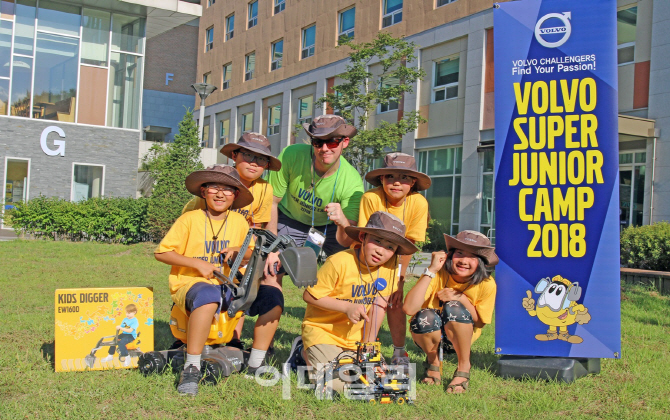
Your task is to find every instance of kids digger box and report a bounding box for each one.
[54,287,154,372]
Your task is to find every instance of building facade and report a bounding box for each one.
[193,0,666,243]
[1,0,201,228]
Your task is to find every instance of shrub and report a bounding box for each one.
[4,196,151,244]
[620,222,670,271]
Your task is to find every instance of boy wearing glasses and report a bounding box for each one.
[268,115,364,258]
[155,165,282,396]
[183,132,281,230]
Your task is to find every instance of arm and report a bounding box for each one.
[303,290,369,324]
[266,195,282,235]
[403,251,446,316]
[154,250,218,279]
[389,252,412,307]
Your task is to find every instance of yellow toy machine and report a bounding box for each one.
[138,229,318,382]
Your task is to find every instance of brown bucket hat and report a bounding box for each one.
[303,114,357,140]
[344,211,419,255]
[184,164,254,209]
[220,132,282,171]
[443,230,499,266]
[365,152,432,191]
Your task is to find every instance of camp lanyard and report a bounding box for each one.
[310,153,341,229]
[384,196,407,223]
[355,248,380,340]
[204,209,229,268]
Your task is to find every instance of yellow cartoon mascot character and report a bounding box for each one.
[522,275,591,344]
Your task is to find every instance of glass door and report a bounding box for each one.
[3,158,30,228]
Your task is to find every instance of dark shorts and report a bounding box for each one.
[248,285,284,317]
[277,209,346,257]
[184,282,233,314]
[409,301,474,335]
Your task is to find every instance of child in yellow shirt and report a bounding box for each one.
[300,211,418,394]
[403,230,498,394]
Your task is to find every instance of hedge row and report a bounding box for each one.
[620,222,670,272]
[4,196,152,244]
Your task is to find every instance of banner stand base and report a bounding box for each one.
[497,356,600,383]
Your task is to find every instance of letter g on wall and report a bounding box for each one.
[41,126,66,157]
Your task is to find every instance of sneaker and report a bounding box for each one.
[244,361,268,379]
[101,355,113,364]
[123,356,132,367]
[177,364,202,396]
[283,336,305,377]
[390,351,410,375]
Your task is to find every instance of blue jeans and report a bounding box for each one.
[109,333,135,357]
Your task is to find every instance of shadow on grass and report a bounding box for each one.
[40,341,55,369]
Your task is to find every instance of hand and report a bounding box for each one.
[220,247,241,266]
[522,290,536,311]
[437,287,462,302]
[389,280,405,307]
[115,325,122,331]
[345,303,370,324]
[194,258,217,279]
[428,251,447,273]
[264,251,282,277]
[574,307,591,325]
[324,203,348,227]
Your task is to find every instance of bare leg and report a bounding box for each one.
[232,315,245,340]
[186,303,218,355]
[443,321,474,393]
[251,305,282,351]
[410,330,442,384]
[387,304,407,347]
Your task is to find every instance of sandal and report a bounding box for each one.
[446,370,470,394]
[421,361,442,385]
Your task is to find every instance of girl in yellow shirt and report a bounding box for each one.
[403,230,498,394]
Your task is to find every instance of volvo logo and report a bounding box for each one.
[534,12,572,48]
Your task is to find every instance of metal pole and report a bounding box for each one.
[198,97,206,146]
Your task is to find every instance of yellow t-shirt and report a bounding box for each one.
[302,249,400,350]
[155,210,250,311]
[358,187,428,242]
[422,270,496,343]
[181,179,273,225]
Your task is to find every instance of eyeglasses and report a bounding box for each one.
[311,137,344,149]
[235,150,270,167]
[205,184,237,196]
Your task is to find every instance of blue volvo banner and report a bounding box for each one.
[494,0,621,358]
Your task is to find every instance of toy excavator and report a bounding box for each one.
[323,341,413,404]
[138,228,318,382]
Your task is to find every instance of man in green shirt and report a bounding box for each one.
[268,115,364,257]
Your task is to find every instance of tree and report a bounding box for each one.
[316,32,426,175]
[142,108,203,240]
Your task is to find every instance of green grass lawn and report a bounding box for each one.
[0,240,669,419]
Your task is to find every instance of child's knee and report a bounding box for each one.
[409,308,442,335]
[248,284,285,318]
[440,301,474,326]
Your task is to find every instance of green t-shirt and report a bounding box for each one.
[269,144,364,226]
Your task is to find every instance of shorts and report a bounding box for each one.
[248,284,284,317]
[305,344,349,394]
[184,282,234,314]
[277,210,345,257]
[409,301,474,335]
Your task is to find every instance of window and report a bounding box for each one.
[202,117,211,148]
[338,7,355,43]
[208,0,215,6]
[225,14,234,40]
[203,72,210,84]
[417,147,463,248]
[271,39,283,71]
[71,163,104,202]
[222,63,232,89]
[619,151,646,230]
[3,158,30,215]
[245,52,255,81]
[267,105,281,136]
[298,96,313,125]
[479,149,495,244]
[332,90,351,117]
[33,33,79,121]
[219,118,230,147]
[111,14,145,54]
[242,112,254,132]
[437,0,457,7]
[248,1,258,29]
[108,51,143,129]
[205,26,214,51]
[382,0,402,28]
[274,0,285,15]
[617,6,637,65]
[378,76,399,113]
[433,56,459,102]
[302,25,315,59]
[81,9,111,66]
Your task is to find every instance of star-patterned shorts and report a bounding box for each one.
[409,301,474,335]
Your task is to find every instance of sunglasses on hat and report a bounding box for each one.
[311,137,345,149]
